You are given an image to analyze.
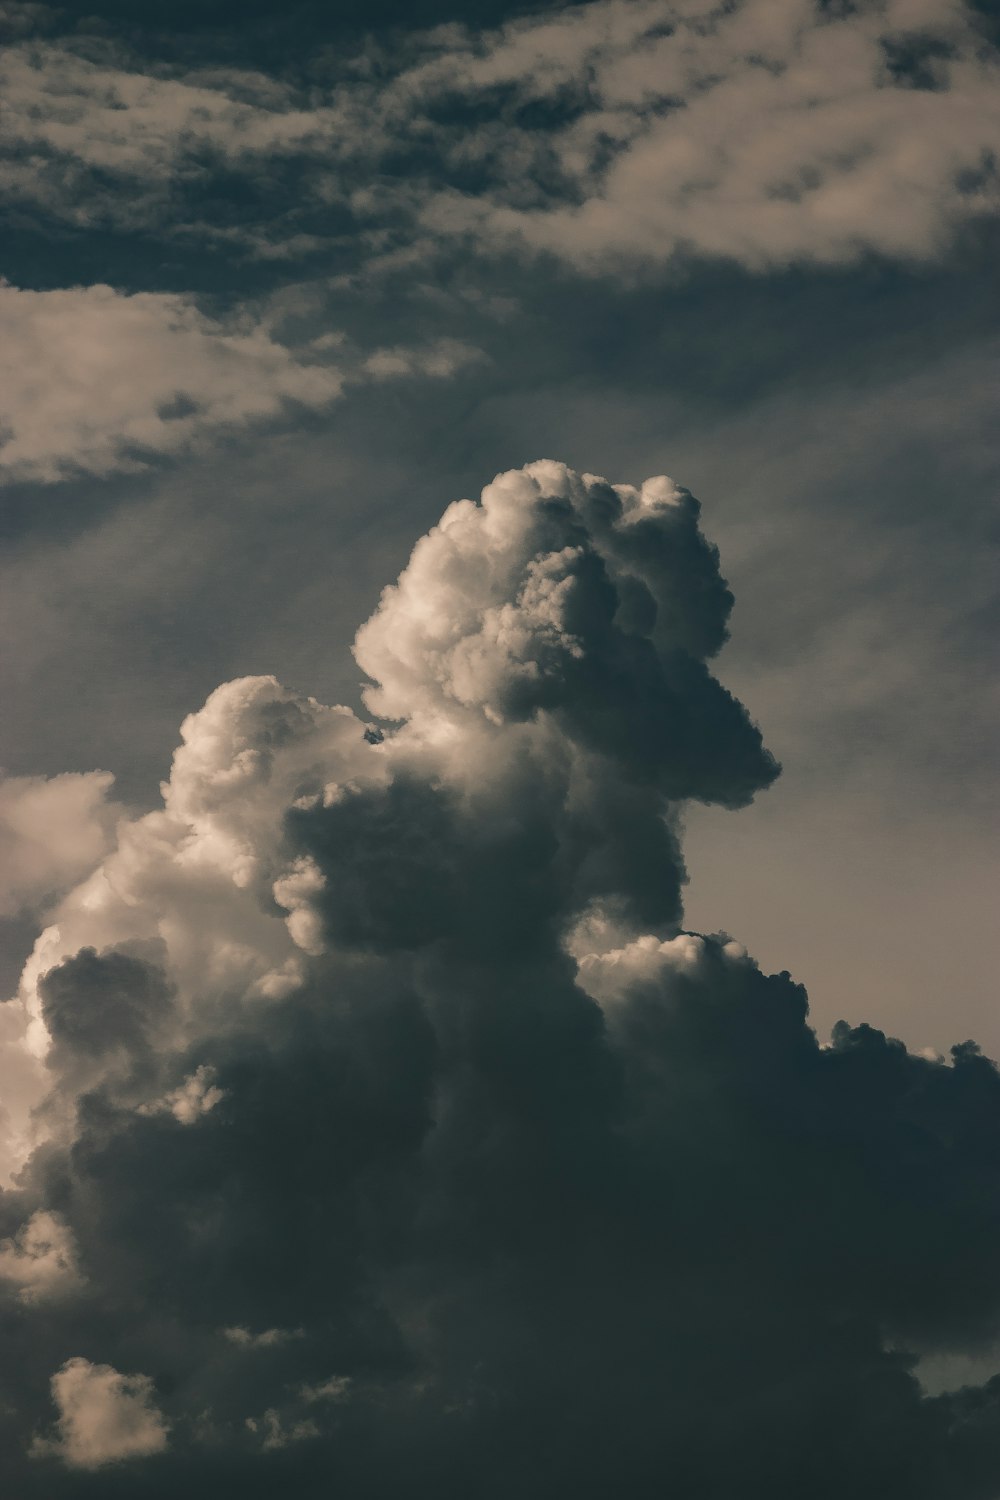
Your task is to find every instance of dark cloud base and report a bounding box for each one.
[8,946,1000,1497]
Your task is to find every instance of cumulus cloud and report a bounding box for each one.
[0,770,115,916]
[0,463,999,1495]
[34,1358,168,1469]
[0,676,376,1177]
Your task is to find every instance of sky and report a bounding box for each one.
[0,0,999,1492]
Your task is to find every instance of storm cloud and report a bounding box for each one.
[1,462,999,1497]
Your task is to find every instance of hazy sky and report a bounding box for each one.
[1,0,999,1493]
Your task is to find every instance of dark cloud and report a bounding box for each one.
[0,464,998,1496]
[40,946,174,1096]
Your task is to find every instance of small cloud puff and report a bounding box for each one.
[33,1358,168,1469]
[140,1064,225,1125]
[224,1325,303,1348]
[362,339,486,381]
[245,1408,318,1451]
[0,1210,80,1303]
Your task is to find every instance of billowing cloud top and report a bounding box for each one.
[1,463,999,1497]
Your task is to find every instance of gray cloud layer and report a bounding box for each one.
[1,464,999,1496]
[4,0,998,271]
[3,0,998,485]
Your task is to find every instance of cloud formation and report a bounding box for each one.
[0,1209,80,1303]
[0,771,116,917]
[418,0,1000,271]
[0,41,348,246]
[1,463,999,1495]
[4,0,998,274]
[5,1,997,491]
[0,282,485,483]
[35,1358,168,1469]
[0,282,347,483]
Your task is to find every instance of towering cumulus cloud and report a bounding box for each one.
[1,463,999,1497]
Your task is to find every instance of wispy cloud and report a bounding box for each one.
[0,281,486,483]
[0,282,344,482]
[414,0,1000,270]
[3,0,998,272]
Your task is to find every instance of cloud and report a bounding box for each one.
[361,338,487,381]
[140,1063,225,1124]
[246,1406,319,1450]
[417,0,1000,271]
[0,280,490,485]
[224,1325,303,1348]
[3,465,768,1162]
[0,674,379,1176]
[0,1210,80,1303]
[34,1358,168,1469]
[0,281,344,483]
[0,42,351,239]
[0,463,999,1494]
[0,770,116,916]
[4,0,998,275]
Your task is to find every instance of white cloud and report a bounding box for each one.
[0,281,344,484]
[0,44,348,197]
[17,676,376,1020]
[34,1357,168,1469]
[418,0,1000,271]
[353,461,704,731]
[140,1064,225,1125]
[572,928,750,1007]
[272,857,328,957]
[0,676,382,1181]
[0,770,115,916]
[0,1209,80,1302]
[0,280,488,485]
[0,1004,47,1185]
